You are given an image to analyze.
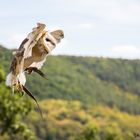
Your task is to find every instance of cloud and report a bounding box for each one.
[73,45,140,59]
[109,45,140,59]
[62,23,96,31]
[111,45,139,53]
[52,39,70,54]
[7,33,26,48]
[77,23,96,30]
[1,0,140,59]
[61,0,140,24]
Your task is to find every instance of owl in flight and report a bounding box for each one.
[6,23,64,108]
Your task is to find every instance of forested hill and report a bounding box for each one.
[1,45,140,115]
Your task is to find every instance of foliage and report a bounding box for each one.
[76,124,100,140]
[25,55,140,114]
[0,65,35,140]
[1,46,140,114]
[26,99,136,140]
[0,65,5,82]
[0,45,140,140]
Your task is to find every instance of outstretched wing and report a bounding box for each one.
[6,23,46,86]
[6,23,64,87]
[24,29,64,70]
[19,23,46,59]
[6,23,64,118]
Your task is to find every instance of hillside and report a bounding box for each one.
[1,45,140,140]
[1,45,140,114]
[26,99,137,140]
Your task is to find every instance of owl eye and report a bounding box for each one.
[46,38,51,42]
[45,38,56,46]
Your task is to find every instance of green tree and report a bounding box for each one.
[0,66,35,140]
[76,123,100,140]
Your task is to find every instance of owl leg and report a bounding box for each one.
[25,67,47,79]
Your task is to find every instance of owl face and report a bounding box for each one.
[44,30,64,52]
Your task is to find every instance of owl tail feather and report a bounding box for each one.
[21,84,43,119]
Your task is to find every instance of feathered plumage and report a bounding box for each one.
[6,23,64,115]
[6,23,64,87]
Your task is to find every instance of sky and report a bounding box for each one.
[0,0,140,59]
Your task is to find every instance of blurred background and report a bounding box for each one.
[0,0,140,140]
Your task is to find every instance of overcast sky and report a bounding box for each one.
[0,0,140,59]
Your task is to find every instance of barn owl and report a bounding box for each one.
[6,23,64,111]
